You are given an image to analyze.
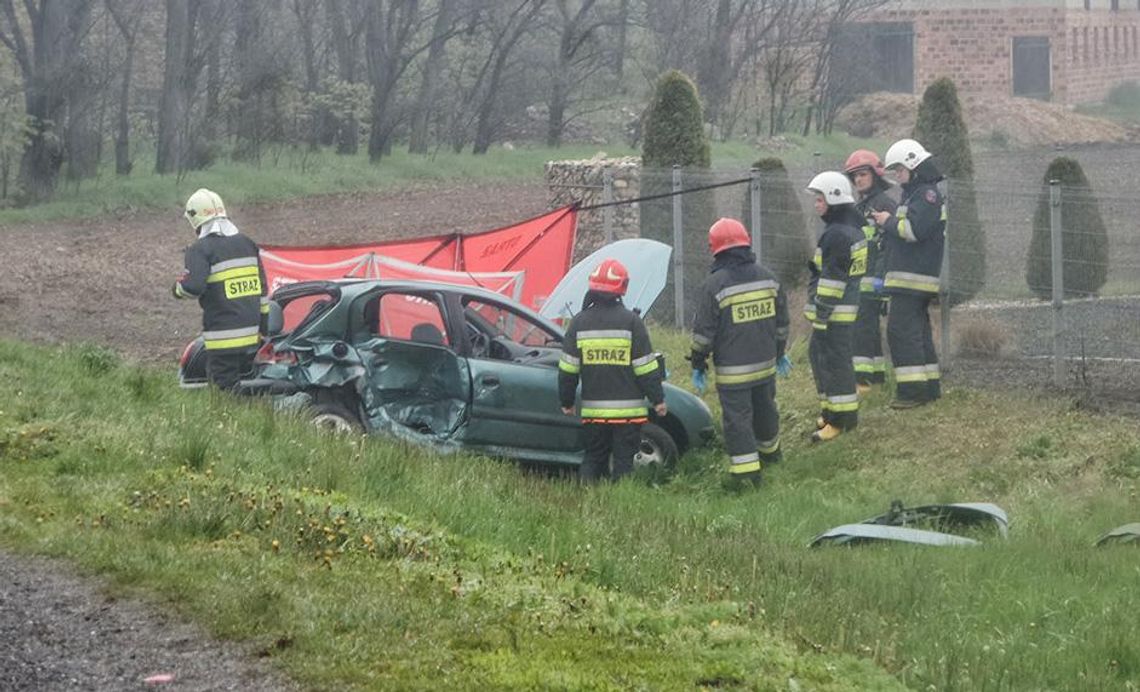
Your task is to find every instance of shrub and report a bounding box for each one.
[1106,80,1140,109]
[914,77,985,305]
[1026,157,1110,299]
[740,158,810,289]
[639,70,713,326]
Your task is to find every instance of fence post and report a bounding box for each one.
[602,167,614,245]
[749,167,762,260]
[813,151,821,174]
[939,180,952,371]
[672,165,685,328]
[1049,179,1065,387]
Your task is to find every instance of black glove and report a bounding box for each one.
[685,350,708,372]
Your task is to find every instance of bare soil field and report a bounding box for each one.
[0,182,550,365]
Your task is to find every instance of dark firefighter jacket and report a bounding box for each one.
[855,178,899,296]
[174,228,267,351]
[558,293,664,422]
[805,205,865,327]
[689,247,789,390]
[881,159,946,296]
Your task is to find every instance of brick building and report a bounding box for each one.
[847,0,1140,104]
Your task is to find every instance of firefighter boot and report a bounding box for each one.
[811,424,843,443]
[889,397,927,410]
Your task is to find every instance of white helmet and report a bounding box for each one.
[883,139,932,171]
[184,188,227,229]
[806,171,855,206]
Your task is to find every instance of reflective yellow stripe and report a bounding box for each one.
[817,285,845,299]
[718,288,777,309]
[207,266,260,283]
[895,366,927,382]
[580,406,648,419]
[884,278,939,293]
[757,438,779,454]
[729,460,761,475]
[717,366,776,385]
[558,360,580,374]
[632,359,659,376]
[203,334,260,350]
[260,303,270,314]
[577,337,631,349]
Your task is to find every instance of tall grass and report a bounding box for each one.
[1,336,1137,690]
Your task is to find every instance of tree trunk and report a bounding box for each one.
[408,0,454,154]
[326,0,361,155]
[156,0,190,174]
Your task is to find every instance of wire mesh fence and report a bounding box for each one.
[598,148,1139,404]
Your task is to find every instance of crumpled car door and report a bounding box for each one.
[357,337,472,443]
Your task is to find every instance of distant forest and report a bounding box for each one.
[0,0,887,204]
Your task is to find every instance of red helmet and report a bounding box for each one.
[587,258,629,296]
[708,218,751,256]
[844,149,885,178]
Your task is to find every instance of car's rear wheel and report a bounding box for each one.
[634,423,678,470]
[308,402,364,435]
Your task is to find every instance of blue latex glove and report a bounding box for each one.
[776,355,793,378]
[871,277,885,294]
[691,369,707,395]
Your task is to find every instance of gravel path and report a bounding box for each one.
[0,551,293,691]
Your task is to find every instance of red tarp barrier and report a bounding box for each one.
[260,206,577,311]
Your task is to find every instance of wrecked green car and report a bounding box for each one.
[181,280,715,469]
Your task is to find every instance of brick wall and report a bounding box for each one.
[865,4,1140,104]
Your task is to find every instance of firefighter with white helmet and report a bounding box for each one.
[869,138,946,408]
[844,149,899,392]
[689,218,790,487]
[172,188,268,390]
[804,171,866,441]
[558,258,666,482]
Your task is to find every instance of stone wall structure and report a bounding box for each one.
[544,155,642,260]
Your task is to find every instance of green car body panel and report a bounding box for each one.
[253,280,715,466]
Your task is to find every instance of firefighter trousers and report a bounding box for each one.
[206,347,256,391]
[853,294,887,384]
[809,323,858,430]
[886,292,940,402]
[717,379,780,477]
[581,422,641,483]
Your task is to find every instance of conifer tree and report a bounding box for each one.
[1027,157,1109,299]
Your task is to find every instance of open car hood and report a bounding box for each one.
[540,239,671,323]
[1095,522,1140,546]
[810,500,1009,548]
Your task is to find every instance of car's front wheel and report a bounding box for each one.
[308,401,364,435]
[634,422,678,470]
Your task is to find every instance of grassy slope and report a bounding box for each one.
[0,135,885,226]
[0,341,897,691]
[2,337,1139,690]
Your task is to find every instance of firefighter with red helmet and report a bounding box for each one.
[558,259,666,482]
[844,149,899,392]
[172,188,268,391]
[689,218,790,486]
[805,172,866,441]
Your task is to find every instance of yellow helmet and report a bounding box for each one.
[184,188,227,229]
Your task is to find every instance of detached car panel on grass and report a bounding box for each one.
[180,279,715,467]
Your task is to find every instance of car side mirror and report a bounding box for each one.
[265,300,284,336]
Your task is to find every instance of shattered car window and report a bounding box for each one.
[464,299,558,347]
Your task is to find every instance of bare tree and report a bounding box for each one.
[695,0,783,136]
[364,0,428,162]
[0,0,95,201]
[801,0,888,136]
[106,0,144,175]
[291,0,328,150]
[325,0,365,154]
[471,0,545,154]
[408,0,457,154]
[545,0,623,147]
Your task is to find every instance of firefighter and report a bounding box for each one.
[844,149,899,393]
[558,259,666,483]
[869,139,946,409]
[805,172,866,441]
[689,218,790,486]
[172,188,268,391]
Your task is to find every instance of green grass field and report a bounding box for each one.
[0,135,886,226]
[2,336,1138,690]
